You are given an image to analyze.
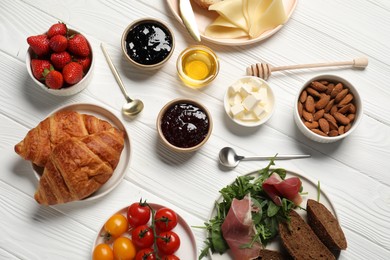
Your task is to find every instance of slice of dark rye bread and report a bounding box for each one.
[256,249,288,260]
[307,199,347,252]
[279,210,335,260]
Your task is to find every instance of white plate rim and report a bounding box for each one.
[166,0,298,46]
[207,168,337,259]
[92,203,198,259]
[33,102,131,202]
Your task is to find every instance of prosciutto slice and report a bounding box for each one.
[221,195,261,260]
[262,173,302,206]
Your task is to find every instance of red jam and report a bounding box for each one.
[125,21,173,65]
[161,103,210,148]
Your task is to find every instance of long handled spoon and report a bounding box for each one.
[100,43,144,117]
[246,57,368,80]
[219,147,311,168]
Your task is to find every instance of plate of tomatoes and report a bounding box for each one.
[92,201,197,259]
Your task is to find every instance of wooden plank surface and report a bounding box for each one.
[0,0,389,259]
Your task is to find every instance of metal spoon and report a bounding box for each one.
[219,147,311,168]
[100,43,144,117]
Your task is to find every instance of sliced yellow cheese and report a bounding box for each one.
[249,0,287,38]
[209,0,248,31]
[205,16,248,39]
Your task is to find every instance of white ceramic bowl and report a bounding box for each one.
[156,98,213,152]
[224,76,275,127]
[26,29,94,96]
[294,74,363,143]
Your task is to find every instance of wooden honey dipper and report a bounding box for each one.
[246,57,368,80]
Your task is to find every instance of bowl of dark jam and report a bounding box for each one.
[157,98,213,152]
[121,18,175,70]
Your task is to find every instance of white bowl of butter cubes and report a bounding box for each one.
[224,76,275,127]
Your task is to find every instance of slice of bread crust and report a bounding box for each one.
[279,210,335,260]
[307,199,347,253]
[257,249,287,260]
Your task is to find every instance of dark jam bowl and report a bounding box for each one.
[121,18,175,70]
[157,98,213,152]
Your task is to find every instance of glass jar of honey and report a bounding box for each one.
[176,45,219,88]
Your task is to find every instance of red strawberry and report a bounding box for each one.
[49,35,68,52]
[47,22,68,38]
[62,62,83,85]
[51,51,71,70]
[68,34,90,57]
[27,35,50,56]
[31,59,51,81]
[44,69,64,89]
[74,56,91,73]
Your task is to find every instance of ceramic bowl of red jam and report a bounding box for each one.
[157,98,213,152]
[121,18,175,70]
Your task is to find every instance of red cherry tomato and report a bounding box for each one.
[131,225,155,249]
[156,231,180,255]
[135,248,156,260]
[162,255,180,260]
[155,208,178,232]
[127,201,151,228]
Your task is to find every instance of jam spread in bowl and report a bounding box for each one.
[121,18,175,69]
[157,99,213,152]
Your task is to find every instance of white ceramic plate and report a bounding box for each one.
[33,103,131,202]
[93,203,198,258]
[208,169,337,259]
[166,0,297,46]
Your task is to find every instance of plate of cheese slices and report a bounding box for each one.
[166,0,297,45]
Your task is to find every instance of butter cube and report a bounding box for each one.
[229,93,242,106]
[228,83,241,96]
[230,103,245,118]
[242,94,260,111]
[258,87,268,101]
[253,105,266,119]
[239,83,252,98]
[249,78,261,91]
[241,111,257,121]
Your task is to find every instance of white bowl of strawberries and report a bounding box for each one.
[26,22,94,96]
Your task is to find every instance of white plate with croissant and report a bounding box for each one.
[15,103,131,205]
[166,0,297,46]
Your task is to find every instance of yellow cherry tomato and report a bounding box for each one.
[93,243,114,260]
[113,237,136,260]
[104,214,128,239]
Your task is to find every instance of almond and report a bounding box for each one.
[330,104,338,115]
[311,128,327,136]
[347,113,356,122]
[334,112,350,125]
[329,129,339,137]
[345,123,352,132]
[315,94,330,110]
[304,121,319,129]
[349,103,356,114]
[302,109,314,122]
[326,83,335,95]
[318,118,330,134]
[305,95,315,113]
[324,113,337,124]
[324,99,335,113]
[311,81,328,92]
[330,83,343,98]
[299,90,307,103]
[335,88,349,103]
[298,101,303,117]
[328,119,338,131]
[306,87,321,98]
[313,109,325,121]
[338,93,353,107]
[338,125,345,135]
[338,104,352,114]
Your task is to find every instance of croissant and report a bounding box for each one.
[14,110,113,167]
[34,128,125,205]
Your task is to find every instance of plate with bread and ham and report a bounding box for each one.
[14,103,131,205]
[200,163,347,260]
[166,0,297,45]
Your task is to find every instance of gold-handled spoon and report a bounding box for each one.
[100,43,144,117]
[246,57,368,80]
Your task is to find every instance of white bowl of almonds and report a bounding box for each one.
[224,76,275,127]
[294,74,363,143]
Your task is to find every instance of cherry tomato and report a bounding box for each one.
[156,231,181,255]
[112,237,136,260]
[92,243,114,260]
[154,208,178,232]
[131,225,154,249]
[127,201,151,228]
[162,255,180,260]
[135,248,156,260]
[104,214,128,240]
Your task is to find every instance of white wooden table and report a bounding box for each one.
[1,1,389,259]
